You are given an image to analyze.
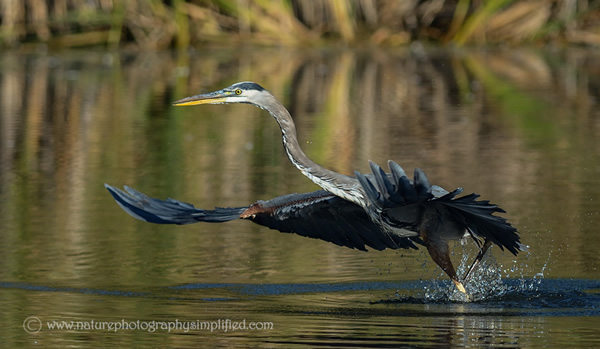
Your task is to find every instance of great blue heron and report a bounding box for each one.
[105,81,526,295]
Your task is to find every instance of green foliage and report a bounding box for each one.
[1,0,599,48]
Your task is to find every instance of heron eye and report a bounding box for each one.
[235,89,242,95]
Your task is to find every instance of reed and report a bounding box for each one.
[0,0,598,48]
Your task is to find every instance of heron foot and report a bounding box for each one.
[452,279,473,301]
[452,279,467,294]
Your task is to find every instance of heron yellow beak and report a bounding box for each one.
[172,91,230,106]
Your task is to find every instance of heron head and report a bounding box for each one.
[172,81,266,107]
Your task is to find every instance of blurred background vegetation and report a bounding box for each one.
[1,0,599,49]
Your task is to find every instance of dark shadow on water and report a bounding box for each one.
[172,281,412,296]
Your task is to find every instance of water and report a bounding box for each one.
[1,48,600,347]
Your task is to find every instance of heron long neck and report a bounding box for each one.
[260,95,364,205]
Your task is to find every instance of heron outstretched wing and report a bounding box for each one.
[105,184,420,252]
[104,184,247,224]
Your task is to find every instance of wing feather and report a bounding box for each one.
[104,184,245,224]
[247,190,419,251]
[105,185,419,251]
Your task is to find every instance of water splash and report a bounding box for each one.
[421,243,553,303]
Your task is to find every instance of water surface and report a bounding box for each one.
[1,48,599,347]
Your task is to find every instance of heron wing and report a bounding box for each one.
[104,184,419,251]
[354,161,435,230]
[243,190,419,251]
[104,184,246,224]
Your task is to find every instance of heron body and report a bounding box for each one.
[106,81,526,295]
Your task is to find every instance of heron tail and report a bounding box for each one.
[355,161,525,255]
[436,191,526,255]
[104,184,246,225]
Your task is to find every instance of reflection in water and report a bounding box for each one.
[2,277,599,347]
[1,48,600,347]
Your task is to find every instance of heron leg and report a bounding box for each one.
[462,239,493,284]
[424,240,467,294]
[420,211,468,295]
